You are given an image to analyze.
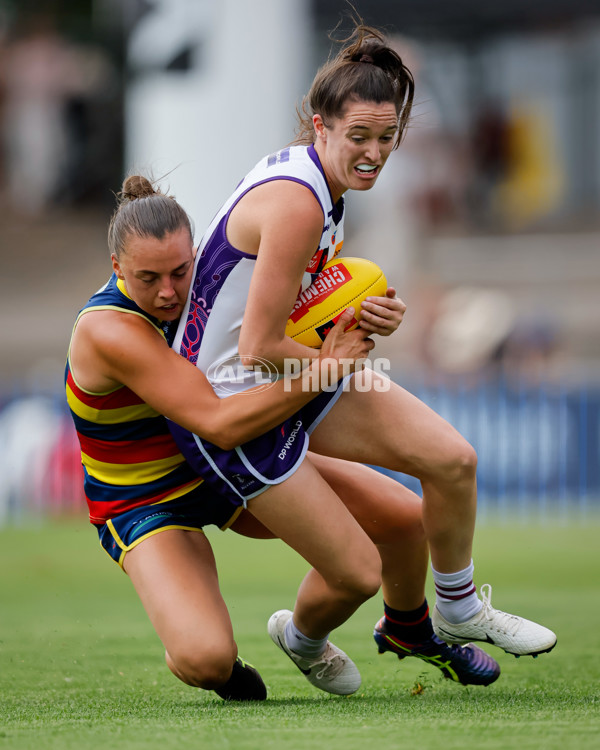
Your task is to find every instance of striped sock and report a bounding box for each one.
[382,599,434,645]
[432,561,482,624]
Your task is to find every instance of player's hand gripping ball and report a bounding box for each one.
[286,257,388,348]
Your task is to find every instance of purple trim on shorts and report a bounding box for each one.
[305,373,353,434]
[167,378,350,507]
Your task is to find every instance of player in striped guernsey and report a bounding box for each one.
[66,275,206,525]
[66,175,375,702]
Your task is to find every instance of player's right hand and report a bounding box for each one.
[319,307,375,370]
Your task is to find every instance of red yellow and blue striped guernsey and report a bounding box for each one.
[65,273,204,525]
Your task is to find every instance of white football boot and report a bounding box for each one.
[432,584,557,657]
[268,609,361,695]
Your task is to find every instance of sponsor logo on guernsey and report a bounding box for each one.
[306,247,328,274]
[278,420,303,460]
[288,263,352,323]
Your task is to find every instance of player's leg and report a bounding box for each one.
[233,454,427,608]
[123,529,265,699]
[307,452,428,607]
[307,453,501,686]
[309,368,477,575]
[246,456,381,694]
[309,369,557,657]
[229,509,277,539]
[247,456,381,637]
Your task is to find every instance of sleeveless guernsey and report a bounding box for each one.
[65,274,203,524]
[168,144,351,506]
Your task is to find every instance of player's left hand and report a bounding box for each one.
[359,287,406,336]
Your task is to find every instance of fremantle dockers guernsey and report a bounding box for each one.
[167,144,349,505]
[65,274,203,524]
[172,144,345,396]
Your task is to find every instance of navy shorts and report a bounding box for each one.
[169,374,352,507]
[95,483,242,568]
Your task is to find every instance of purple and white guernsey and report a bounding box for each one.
[168,144,350,506]
[172,144,344,395]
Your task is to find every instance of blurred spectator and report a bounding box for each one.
[500,318,564,385]
[494,100,565,230]
[425,286,516,376]
[0,10,117,215]
[418,285,565,386]
[468,102,510,229]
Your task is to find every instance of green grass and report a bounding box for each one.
[0,517,599,750]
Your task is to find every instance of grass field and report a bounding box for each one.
[1,516,599,750]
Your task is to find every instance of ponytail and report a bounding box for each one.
[295,21,414,149]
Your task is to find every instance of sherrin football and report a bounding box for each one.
[286,257,388,348]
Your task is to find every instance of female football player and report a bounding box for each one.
[170,18,556,692]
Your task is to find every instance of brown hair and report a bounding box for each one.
[108,175,193,259]
[294,22,414,149]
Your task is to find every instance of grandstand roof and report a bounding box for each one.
[312,0,600,42]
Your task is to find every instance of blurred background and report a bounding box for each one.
[0,0,599,525]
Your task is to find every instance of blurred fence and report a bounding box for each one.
[0,394,84,525]
[379,375,599,523]
[0,376,598,526]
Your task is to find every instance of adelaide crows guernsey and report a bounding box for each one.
[65,274,203,524]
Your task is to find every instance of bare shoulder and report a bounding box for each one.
[228,178,324,254]
[253,179,324,223]
[76,307,162,349]
[70,309,167,392]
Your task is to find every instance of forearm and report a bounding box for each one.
[109,309,369,452]
[240,334,317,372]
[209,356,348,449]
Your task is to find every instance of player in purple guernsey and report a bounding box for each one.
[170,143,352,503]
[167,19,559,694]
[260,21,554,667]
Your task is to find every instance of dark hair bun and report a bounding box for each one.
[121,175,156,202]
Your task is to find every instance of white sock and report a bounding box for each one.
[284,616,328,660]
[432,560,483,624]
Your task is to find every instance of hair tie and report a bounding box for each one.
[359,53,374,64]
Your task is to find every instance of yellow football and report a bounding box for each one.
[286,257,388,348]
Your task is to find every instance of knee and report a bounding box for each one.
[167,642,237,690]
[431,439,478,486]
[383,495,426,545]
[399,506,427,545]
[449,441,478,483]
[336,551,382,603]
[357,570,383,601]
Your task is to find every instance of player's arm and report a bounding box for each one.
[90,309,373,451]
[236,180,326,369]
